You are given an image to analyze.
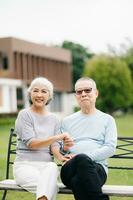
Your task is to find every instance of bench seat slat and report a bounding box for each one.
[1,179,133,196]
[1,130,133,198]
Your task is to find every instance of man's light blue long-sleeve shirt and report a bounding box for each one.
[61,109,117,174]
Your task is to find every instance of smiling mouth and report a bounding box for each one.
[35,99,44,102]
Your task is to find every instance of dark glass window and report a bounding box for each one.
[16,87,24,110]
[17,88,23,100]
[2,55,9,70]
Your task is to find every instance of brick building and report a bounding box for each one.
[0,37,74,116]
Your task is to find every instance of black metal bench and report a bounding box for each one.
[0,128,133,199]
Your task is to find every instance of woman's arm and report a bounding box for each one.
[51,145,74,162]
[28,133,69,149]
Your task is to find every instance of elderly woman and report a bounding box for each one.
[13,77,72,200]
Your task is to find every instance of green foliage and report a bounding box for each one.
[1,115,133,200]
[121,47,133,79]
[0,117,16,126]
[84,55,133,113]
[62,41,93,88]
[73,106,80,112]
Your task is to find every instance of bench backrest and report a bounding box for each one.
[109,137,133,170]
[5,128,133,180]
[5,128,17,179]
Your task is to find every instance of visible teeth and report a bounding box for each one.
[36,99,43,102]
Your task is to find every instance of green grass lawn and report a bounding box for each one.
[0,114,133,200]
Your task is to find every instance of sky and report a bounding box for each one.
[0,0,133,53]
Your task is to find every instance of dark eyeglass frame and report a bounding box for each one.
[75,88,93,95]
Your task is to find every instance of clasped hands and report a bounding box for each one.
[61,132,75,164]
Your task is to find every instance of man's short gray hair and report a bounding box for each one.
[75,77,97,90]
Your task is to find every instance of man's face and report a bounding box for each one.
[75,80,98,109]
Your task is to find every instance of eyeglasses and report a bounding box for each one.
[75,88,93,95]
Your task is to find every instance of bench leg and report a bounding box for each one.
[2,190,7,200]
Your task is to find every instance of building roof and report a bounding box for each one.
[0,37,71,63]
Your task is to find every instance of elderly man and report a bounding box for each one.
[61,77,117,200]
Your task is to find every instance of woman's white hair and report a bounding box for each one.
[27,77,54,104]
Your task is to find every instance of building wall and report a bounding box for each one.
[0,78,22,113]
[0,37,72,92]
[13,52,71,91]
[0,37,73,115]
[0,78,77,117]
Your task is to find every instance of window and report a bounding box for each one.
[16,87,24,110]
[0,52,2,70]
[50,92,62,112]
[2,53,9,70]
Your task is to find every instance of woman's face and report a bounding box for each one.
[30,84,50,108]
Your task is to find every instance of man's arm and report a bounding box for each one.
[89,118,117,161]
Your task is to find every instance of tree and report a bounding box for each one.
[61,41,93,88]
[121,47,133,79]
[120,47,133,109]
[84,55,133,113]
